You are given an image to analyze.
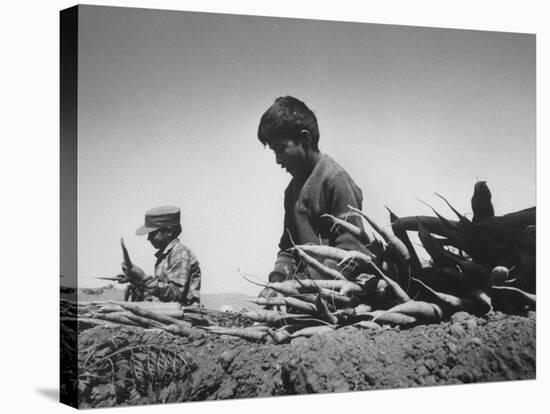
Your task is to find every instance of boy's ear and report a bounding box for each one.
[298,129,312,148]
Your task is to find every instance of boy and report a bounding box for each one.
[257,96,369,283]
[122,206,201,306]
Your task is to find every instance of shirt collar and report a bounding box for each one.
[155,238,180,259]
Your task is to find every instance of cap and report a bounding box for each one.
[135,206,181,236]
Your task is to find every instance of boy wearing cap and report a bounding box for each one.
[122,206,201,306]
[257,96,370,285]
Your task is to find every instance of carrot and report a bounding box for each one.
[249,295,319,314]
[92,312,139,327]
[247,278,349,292]
[339,281,366,297]
[348,205,412,291]
[482,206,535,228]
[471,181,495,223]
[124,313,165,329]
[435,192,476,232]
[293,244,351,263]
[353,304,373,314]
[96,304,124,313]
[417,218,453,268]
[443,254,491,287]
[491,285,536,309]
[365,236,385,262]
[163,324,205,339]
[356,272,379,288]
[347,205,410,262]
[381,301,443,323]
[293,276,357,307]
[318,287,355,307]
[354,320,382,330]
[120,237,133,268]
[321,213,371,244]
[410,278,479,314]
[295,279,351,291]
[289,292,320,303]
[392,216,458,238]
[476,207,535,246]
[116,301,190,327]
[258,278,352,292]
[364,310,417,326]
[435,192,504,265]
[71,317,111,328]
[204,327,268,342]
[364,259,410,304]
[98,300,182,313]
[243,325,272,332]
[268,329,292,344]
[374,278,389,299]
[294,247,347,280]
[489,266,510,286]
[465,289,493,314]
[250,298,287,307]
[290,325,335,338]
[434,266,477,289]
[241,310,307,324]
[243,276,302,296]
[415,197,469,252]
[280,297,319,314]
[315,295,338,325]
[386,206,423,274]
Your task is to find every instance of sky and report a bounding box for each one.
[70,5,536,295]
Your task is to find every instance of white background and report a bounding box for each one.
[71,3,536,296]
[0,0,546,413]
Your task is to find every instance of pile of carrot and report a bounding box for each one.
[67,182,535,345]
[221,181,535,343]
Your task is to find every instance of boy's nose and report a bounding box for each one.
[275,153,283,165]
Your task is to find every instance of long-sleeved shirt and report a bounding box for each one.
[271,153,369,280]
[144,238,201,305]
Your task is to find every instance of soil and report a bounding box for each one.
[76,310,536,408]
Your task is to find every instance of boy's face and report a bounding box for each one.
[147,228,172,250]
[268,136,307,178]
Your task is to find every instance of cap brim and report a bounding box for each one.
[135,225,158,236]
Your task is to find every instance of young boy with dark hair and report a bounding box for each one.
[258,96,369,284]
[122,206,201,306]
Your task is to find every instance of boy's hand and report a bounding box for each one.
[122,262,146,283]
[258,287,285,311]
[114,273,129,284]
[268,270,287,283]
[258,287,281,299]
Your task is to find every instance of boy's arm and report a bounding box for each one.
[327,171,368,252]
[269,187,295,282]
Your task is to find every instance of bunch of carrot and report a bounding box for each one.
[390,181,536,313]
[217,181,536,344]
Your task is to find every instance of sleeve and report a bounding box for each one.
[278,185,293,252]
[326,171,368,252]
[270,186,296,282]
[269,251,295,282]
[146,251,193,303]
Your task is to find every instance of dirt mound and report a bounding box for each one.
[76,310,535,408]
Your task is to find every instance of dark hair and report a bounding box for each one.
[168,224,182,238]
[257,96,320,150]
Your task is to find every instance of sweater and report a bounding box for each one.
[271,153,368,280]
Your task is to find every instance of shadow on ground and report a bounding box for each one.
[36,388,58,402]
